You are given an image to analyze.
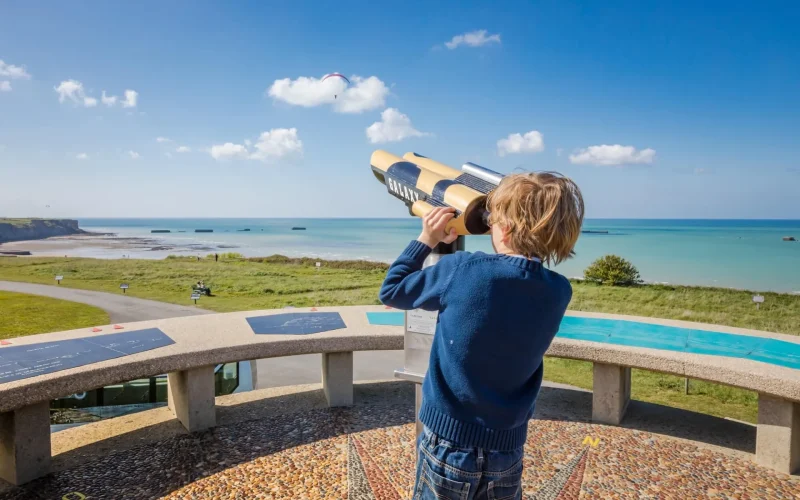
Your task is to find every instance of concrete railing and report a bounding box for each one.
[554,312,800,476]
[1,306,799,486]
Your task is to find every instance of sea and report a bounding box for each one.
[73,218,800,294]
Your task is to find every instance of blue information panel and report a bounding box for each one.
[0,328,174,385]
[247,312,346,335]
[556,316,800,370]
[366,311,405,326]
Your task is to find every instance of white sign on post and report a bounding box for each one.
[753,294,765,310]
[55,275,63,281]
[407,309,438,335]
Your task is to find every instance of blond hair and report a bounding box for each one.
[486,172,584,266]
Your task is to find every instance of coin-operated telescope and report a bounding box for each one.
[370,150,507,439]
[369,150,505,235]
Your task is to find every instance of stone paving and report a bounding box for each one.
[3,404,799,499]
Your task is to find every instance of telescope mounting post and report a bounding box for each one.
[394,236,465,444]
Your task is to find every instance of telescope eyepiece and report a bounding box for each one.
[463,199,490,235]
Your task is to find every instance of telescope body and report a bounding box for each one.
[370,150,505,235]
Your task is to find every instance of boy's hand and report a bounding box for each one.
[418,207,459,248]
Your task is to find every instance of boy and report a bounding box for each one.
[379,172,584,500]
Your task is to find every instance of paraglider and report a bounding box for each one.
[322,73,350,99]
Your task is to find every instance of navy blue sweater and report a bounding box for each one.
[379,240,572,451]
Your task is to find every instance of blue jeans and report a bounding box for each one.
[412,426,524,500]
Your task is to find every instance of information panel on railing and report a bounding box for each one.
[0,329,175,384]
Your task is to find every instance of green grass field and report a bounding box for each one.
[0,290,109,339]
[2,254,798,423]
[0,218,64,228]
[0,218,36,227]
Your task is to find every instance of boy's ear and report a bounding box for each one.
[499,224,512,245]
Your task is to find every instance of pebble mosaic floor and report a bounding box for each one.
[3,404,799,499]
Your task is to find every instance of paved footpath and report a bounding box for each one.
[0,281,211,324]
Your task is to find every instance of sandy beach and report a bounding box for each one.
[0,234,213,258]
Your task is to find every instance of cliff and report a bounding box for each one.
[0,218,87,244]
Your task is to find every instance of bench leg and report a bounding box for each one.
[0,402,51,485]
[322,351,353,407]
[167,366,216,432]
[592,363,631,425]
[756,394,800,474]
[249,360,259,391]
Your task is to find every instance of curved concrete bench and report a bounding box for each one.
[552,312,800,476]
[0,305,402,485]
[1,306,799,485]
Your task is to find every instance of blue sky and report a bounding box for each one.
[1,0,798,219]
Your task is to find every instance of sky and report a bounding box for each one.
[1,0,798,219]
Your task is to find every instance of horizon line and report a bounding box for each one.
[59,216,800,221]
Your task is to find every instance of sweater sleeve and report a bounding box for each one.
[378,240,461,311]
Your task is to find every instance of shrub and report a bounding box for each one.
[583,255,641,286]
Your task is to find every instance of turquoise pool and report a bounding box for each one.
[366,312,800,370]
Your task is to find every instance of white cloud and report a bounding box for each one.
[244,139,252,147]
[101,91,117,106]
[267,74,388,113]
[128,150,140,159]
[55,80,86,104]
[0,81,10,92]
[76,153,89,160]
[444,30,501,49]
[210,142,249,161]
[497,131,545,156]
[56,81,135,109]
[210,128,304,163]
[569,144,656,166]
[176,146,191,153]
[156,137,172,143]
[121,89,138,108]
[249,128,303,162]
[366,108,428,144]
[0,60,31,79]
